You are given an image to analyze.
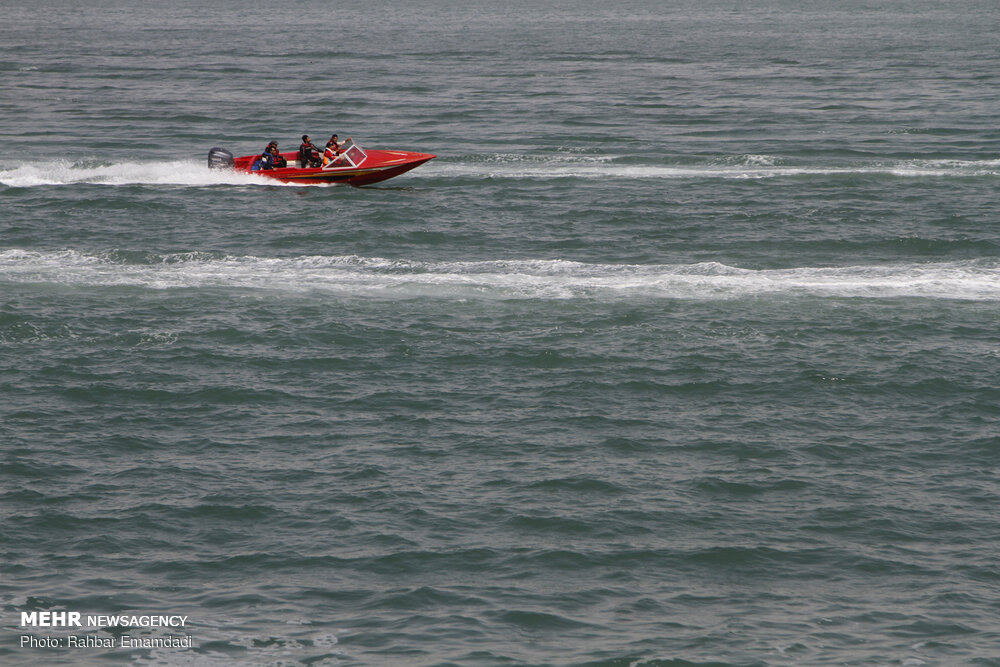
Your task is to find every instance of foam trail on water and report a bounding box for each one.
[2,250,1000,301]
[422,155,1000,180]
[4,156,997,187]
[0,160,316,188]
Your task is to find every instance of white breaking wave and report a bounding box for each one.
[2,249,1000,301]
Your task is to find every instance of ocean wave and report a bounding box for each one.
[3,249,1000,301]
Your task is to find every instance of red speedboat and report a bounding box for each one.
[208,139,435,186]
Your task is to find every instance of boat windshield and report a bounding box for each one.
[323,139,367,170]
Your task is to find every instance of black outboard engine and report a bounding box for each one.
[207,147,234,170]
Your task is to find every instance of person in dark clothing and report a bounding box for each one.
[253,143,275,171]
[267,141,287,168]
[298,135,322,168]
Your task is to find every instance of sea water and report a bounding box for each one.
[2,1,1000,665]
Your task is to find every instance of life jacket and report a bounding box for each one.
[299,143,316,167]
[322,145,340,166]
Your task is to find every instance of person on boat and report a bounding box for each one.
[323,134,343,166]
[252,143,276,171]
[298,135,322,168]
[267,141,287,168]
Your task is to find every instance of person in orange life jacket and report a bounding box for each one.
[298,135,322,168]
[323,134,343,166]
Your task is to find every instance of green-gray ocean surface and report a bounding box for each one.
[2,1,1000,665]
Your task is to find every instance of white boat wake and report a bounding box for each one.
[0,160,305,188]
[2,249,1000,301]
[3,155,998,188]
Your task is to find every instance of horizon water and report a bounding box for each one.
[2,1,1000,665]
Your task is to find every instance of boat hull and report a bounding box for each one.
[233,148,435,186]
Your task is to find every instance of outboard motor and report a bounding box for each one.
[207,147,234,170]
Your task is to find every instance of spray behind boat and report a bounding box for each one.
[207,147,234,170]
